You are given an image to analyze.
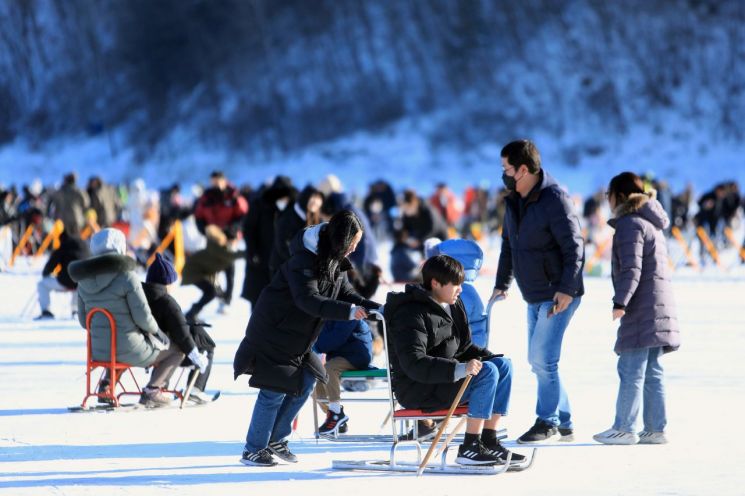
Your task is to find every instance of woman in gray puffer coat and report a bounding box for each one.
[68,228,185,407]
[594,172,680,446]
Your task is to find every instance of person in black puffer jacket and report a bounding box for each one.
[386,255,525,467]
[234,210,380,467]
[142,253,213,404]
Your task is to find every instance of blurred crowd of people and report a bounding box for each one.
[1,171,743,283]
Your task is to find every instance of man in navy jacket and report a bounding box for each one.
[489,140,585,444]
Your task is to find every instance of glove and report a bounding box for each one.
[188,347,209,374]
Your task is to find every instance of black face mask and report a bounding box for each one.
[502,172,517,191]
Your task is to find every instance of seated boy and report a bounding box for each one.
[313,318,374,436]
[385,254,525,466]
[427,238,488,347]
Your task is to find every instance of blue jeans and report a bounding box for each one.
[613,347,667,433]
[244,371,316,453]
[526,296,581,429]
[459,357,512,419]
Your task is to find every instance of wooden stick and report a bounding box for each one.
[180,370,200,409]
[434,416,467,459]
[417,374,472,476]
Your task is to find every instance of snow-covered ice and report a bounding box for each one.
[1,254,745,495]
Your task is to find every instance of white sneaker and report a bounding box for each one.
[593,428,639,445]
[187,388,212,405]
[638,431,667,444]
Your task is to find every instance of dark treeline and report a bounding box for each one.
[0,0,742,161]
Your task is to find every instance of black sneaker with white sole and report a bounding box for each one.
[240,448,277,467]
[517,418,560,444]
[483,439,527,464]
[319,406,349,436]
[558,427,574,442]
[455,440,500,466]
[267,440,298,463]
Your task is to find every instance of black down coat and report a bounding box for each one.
[385,284,495,411]
[233,224,380,395]
[141,282,197,355]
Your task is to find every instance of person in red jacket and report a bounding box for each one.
[193,171,248,312]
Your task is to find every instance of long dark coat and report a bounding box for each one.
[233,225,379,395]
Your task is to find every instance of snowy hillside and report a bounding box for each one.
[1,1,744,196]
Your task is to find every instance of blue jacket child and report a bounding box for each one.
[428,238,488,347]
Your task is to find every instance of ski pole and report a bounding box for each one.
[417,374,472,476]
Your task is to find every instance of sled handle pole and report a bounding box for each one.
[417,374,472,476]
[180,370,200,409]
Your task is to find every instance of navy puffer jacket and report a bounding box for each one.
[495,170,585,303]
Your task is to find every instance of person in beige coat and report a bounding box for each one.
[68,228,184,407]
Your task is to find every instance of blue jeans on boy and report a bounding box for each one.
[244,371,316,453]
[614,346,666,433]
[459,357,512,419]
[526,296,581,429]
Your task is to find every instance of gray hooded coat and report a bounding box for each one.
[608,192,680,354]
[68,228,164,367]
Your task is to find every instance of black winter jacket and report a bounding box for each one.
[495,170,585,303]
[141,282,197,355]
[269,205,306,274]
[385,284,494,411]
[233,225,380,395]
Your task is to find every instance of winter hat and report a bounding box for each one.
[146,252,178,285]
[90,228,127,256]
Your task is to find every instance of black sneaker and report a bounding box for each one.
[318,406,349,436]
[455,440,499,466]
[517,419,560,444]
[398,420,439,441]
[558,427,574,442]
[34,310,54,320]
[97,380,115,406]
[267,440,298,463]
[484,439,527,464]
[240,448,277,467]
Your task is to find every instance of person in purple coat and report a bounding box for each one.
[594,172,680,446]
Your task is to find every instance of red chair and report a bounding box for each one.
[81,307,142,408]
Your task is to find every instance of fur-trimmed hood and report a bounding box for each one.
[68,254,137,293]
[609,190,669,230]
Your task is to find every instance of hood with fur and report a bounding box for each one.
[68,254,136,293]
[609,191,669,230]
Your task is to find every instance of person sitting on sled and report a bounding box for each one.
[385,254,526,466]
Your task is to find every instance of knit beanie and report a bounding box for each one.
[146,252,178,285]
